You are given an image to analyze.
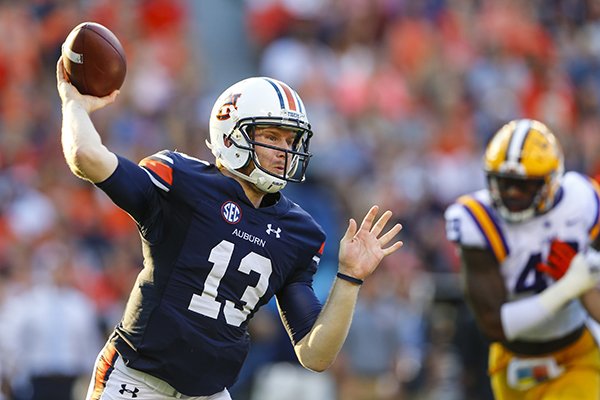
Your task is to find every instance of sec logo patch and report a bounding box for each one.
[221,201,242,224]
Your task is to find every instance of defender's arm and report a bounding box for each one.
[460,246,508,341]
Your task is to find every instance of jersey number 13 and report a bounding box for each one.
[188,240,273,327]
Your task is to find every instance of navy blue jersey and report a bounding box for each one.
[95,150,326,396]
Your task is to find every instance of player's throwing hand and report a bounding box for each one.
[56,56,119,114]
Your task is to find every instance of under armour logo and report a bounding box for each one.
[266,224,281,238]
[119,384,139,398]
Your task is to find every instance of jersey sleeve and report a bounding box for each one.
[285,240,324,283]
[138,150,176,193]
[581,176,600,242]
[276,282,322,344]
[95,154,161,224]
[276,220,326,343]
[554,173,600,245]
[444,195,510,262]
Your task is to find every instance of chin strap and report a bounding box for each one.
[498,205,535,223]
[224,164,287,194]
[248,168,286,193]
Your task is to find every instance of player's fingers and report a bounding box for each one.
[103,90,120,104]
[382,240,404,256]
[358,205,379,233]
[56,56,74,94]
[553,242,576,257]
[561,247,576,258]
[537,264,554,275]
[547,254,563,264]
[553,246,570,258]
[342,218,357,242]
[537,263,560,280]
[550,252,572,266]
[378,223,402,246]
[370,210,393,237]
[85,91,118,113]
[56,56,64,83]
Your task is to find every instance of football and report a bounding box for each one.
[62,22,127,97]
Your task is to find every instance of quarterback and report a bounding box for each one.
[445,119,600,399]
[56,55,403,400]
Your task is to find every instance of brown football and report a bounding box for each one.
[62,22,127,97]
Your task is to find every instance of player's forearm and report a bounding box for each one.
[581,287,600,322]
[61,100,117,183]
[502,253,600,340]
[294,278,360,372]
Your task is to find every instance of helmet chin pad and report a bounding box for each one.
[249,168,287,193]
[222,162,287,194]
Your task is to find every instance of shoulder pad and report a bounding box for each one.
[139,150,175,192]
[445,194,509,262]
[562,172,600,241]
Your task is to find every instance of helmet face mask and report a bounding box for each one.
[487,174,547,222]
[208,77,312,193]
[236,120,312,182]
[484,119,564,223]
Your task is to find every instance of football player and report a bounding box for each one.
[56,57,403,400]
[445,118,600,399]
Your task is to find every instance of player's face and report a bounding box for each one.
[253,126,299,176]
[495,176,544,212]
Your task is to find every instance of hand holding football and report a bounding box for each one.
[62,22,127,97]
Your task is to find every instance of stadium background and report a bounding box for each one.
[1,0,600,399]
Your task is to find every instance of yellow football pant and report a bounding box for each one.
[488,329,600,400]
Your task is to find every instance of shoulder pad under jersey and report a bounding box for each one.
[138,150,210,193]
[561,172,600,242]
[445,191,509,262]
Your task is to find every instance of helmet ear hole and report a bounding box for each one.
[220,131,251,170]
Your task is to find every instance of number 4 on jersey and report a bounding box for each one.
[515,254,548,294]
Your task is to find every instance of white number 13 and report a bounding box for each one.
[188,240,272,327]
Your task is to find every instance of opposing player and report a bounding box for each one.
[445,119,600,399]
[56,56,403,400]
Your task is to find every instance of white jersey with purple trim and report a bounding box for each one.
[445,171,600,341]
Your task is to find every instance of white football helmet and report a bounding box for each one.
[207,77,312,193]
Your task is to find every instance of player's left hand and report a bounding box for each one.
[338,205,403,281]
[537,240,577,280]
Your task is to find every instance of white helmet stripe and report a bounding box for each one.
[506,119,531,163]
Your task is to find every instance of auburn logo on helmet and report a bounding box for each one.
[216,93,242,120]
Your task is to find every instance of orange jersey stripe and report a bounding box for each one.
[589,177,600,241]
[140,158,173,186]
[458,195,508,263]
[278,81,297,111]
[317,241,325,255]
[91,344,117,399]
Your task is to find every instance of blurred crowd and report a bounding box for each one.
[1,0,600,399]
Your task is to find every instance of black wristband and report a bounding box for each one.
[336,272,363,285]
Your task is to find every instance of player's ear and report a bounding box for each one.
[223,135,232,148]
